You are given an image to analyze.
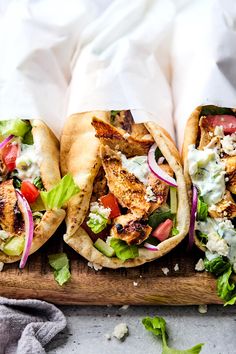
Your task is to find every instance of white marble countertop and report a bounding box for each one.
[46,305,236,354]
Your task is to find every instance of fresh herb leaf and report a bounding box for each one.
[148,209,174,230]
[110,238,139,261]
[48,253,71,286]
[40,174,80,209]
[200,105,234,117]
[87,213,108,234]
[33,176,45,190]
[197,197,208,221]
[204,256,230,277]
[0,119,31,138]
[155,147,163,161]
[142,316,204,354]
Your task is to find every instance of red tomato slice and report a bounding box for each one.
[100,193,121,218]
[21,181,39,204]
[202,115,236,134]
[152,219,173,242]
[2,143,18,171]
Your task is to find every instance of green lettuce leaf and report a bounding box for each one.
[48,253,71,286]
[87,213,108,234]
[217,267,236,301]
[142,316,204,354]
[204,256,230,277]
[148,209,174,230]
[110,110,121,122]
[172,227,179,236]
[110,238,138,261]
[33,176,45,190]
[0,119,31,138]
[200,105,234,117]
[41,174,80,209]
[197,197,208,221]
[22,130,33,144]
[155,147,163,161]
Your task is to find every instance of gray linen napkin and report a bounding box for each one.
[0,297,67,354]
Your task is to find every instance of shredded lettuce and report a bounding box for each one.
[197,197,208,221]
[48,253,71,286]
[87,213,108,234]
[110,238,138,261]
[142,316,204,354]
[204,256,230,277]
[0,119,31,138]
[41,174,80,209]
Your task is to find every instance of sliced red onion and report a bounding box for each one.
[0,135,14,149]
[16,190,34,269]
[188,185,198,250]
[148,143,177,187]
[144,242,159,251]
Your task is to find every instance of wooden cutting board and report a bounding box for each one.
[0,224,222,305]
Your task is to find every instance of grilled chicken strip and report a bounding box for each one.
[92,117,154,157]
[110,213,152,245]
[223,156,236,194]
[148,165,173,213]
[208,190,236,219]
[198,117,214,150]
[0,180,24,235]
[100,145,150,217]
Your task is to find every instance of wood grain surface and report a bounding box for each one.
[0,224,222,305]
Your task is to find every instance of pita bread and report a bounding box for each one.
[61,112,190,268]
[0,120,65,263]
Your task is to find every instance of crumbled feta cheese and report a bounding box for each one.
[90,202,111,219]
[120,305,129,311]
[206,232,229,256]
[133,281,138,286]
[208,204,217,212]
[112,323,129,340]
[161,267,169,276]
[198,304,208,314]
[87,261,103,271]
[105,333,111,340]
[123,133,130,139]
[145,185,157,202]
[0,262,4,272]
[221,133,236,156]
[174,263,179,272]
[209,132,213,137]
[214,126,224,138]
[195,258,205,271]
[0,231,9,240]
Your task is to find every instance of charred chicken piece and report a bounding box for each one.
[111,213,152,245]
